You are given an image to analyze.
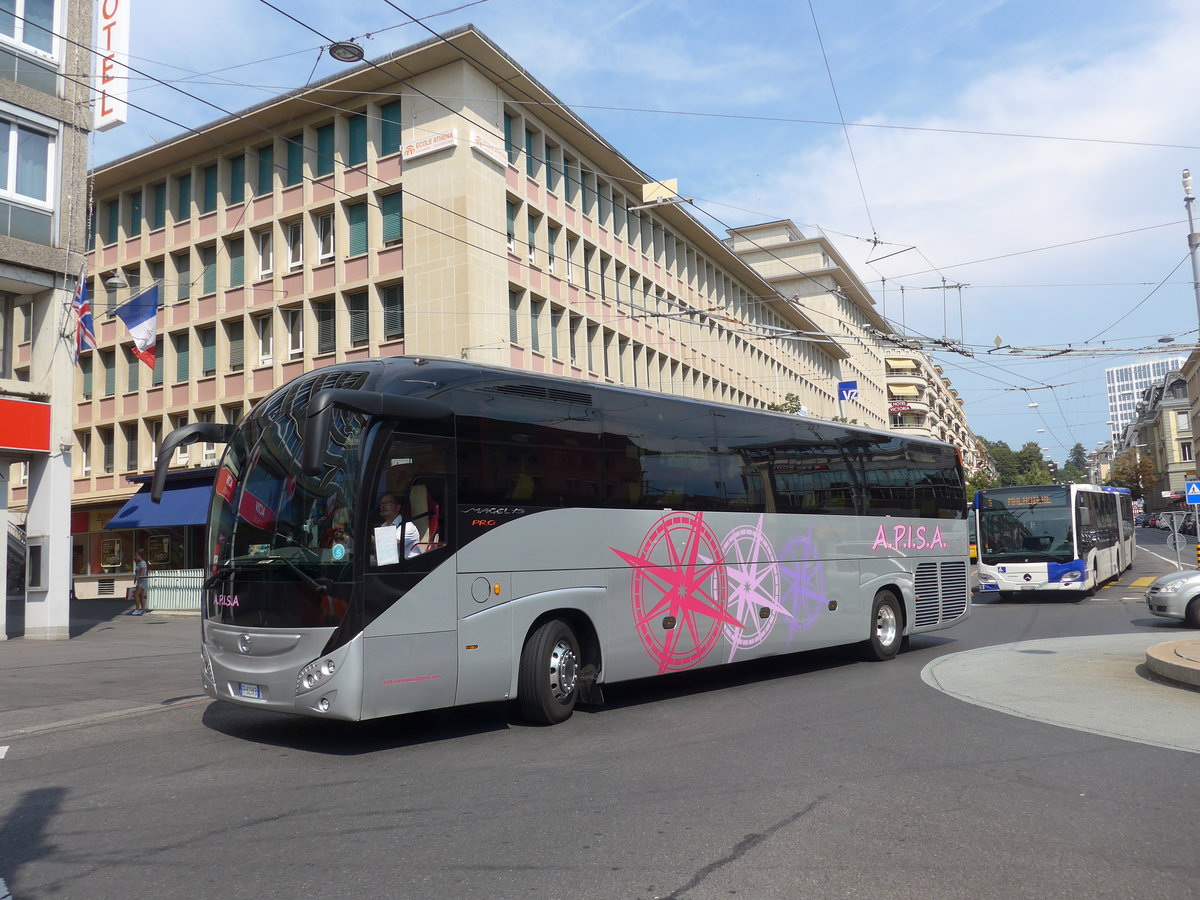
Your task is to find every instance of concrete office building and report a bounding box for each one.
[73,26,866,599]
[0,0,92,639]
[1106,356,1186,443]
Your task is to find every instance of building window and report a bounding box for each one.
[1183,442,1194,462]
[152,337,163,386]
[201,163,218,214]
[150,182,166,229]
[200,244,216,294]
[226,318,244,372]
[0,114,53,206]
[286,220,303,270]
[199,325,216,376]
[529,296,543,352]
[127,189,141,237]
[347,201,367,256]
[1177,410,1190,432]
[228,236,244,287]
[255,313,273,365]
[256,228,273,278]
[80,352,92,398]
[173,332,189,383]
[0,0,55,58]
[175,172,191,219]
[379,100,402,155]
[508,288,521,344]
[314,299,335,354]
[198,409,216,463]
[284,134,303,186]
[316,210,334,262]
[382,282,404,341]
[315,123,334,176]
[100,426,113,474]
[123,422,138,472]
[255,144,273,196]
[347,113,367,166]
[381,191,402,244]
[550,305,562,359]
[101,348,114,396]
[347,290,368,347]
[78,430,90,477]
[284,307,303,359]
[505,199,517,253]
[125,345,138,392]
[228,154,245,205]
[503,111,518,165]
[171,414,188,465]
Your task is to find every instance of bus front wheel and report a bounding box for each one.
[862,590,903,662]
[518,619,581,725]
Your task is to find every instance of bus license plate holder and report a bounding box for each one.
[237,682,262,699]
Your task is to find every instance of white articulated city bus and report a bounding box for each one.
[974,483,1135,599]
[155,357,971,725]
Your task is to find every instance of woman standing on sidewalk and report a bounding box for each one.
[131,550,148,616]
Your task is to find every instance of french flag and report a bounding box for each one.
[115,284,159,370]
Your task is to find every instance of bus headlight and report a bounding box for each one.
[977,574,997,586]
[297,658,337,695]
[1060,571,1082,583]
[200,645,215,684]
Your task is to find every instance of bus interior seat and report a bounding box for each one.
[408,480,441,546]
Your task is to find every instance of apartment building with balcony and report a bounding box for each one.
[72,26,852,598]
[0,0,92,639]
[882,350,984,475]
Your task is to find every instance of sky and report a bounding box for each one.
[88,0,1200,462]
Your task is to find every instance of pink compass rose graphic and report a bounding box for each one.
[611,511,740,673]
[722,515,789,662]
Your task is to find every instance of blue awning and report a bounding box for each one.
[105,482,213,530]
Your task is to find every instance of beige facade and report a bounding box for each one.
[0,0,93,639]
[882,351,985,474]
[70,27,861,594]
[1125,370,1195,511]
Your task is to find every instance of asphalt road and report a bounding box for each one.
[2,530,1198,900]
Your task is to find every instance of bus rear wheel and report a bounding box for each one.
[518,619,581,725]
[862,590,903,661]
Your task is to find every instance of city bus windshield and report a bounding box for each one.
[978,486,1075,564]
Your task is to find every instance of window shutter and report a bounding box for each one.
[103,350,115,395]
[175,333,189,382]
[229,237,244,287]
[229,155,245,204]
[348,291,368,346]
[315,301,335,353]
[128,191,141,237]
[256,145,273,195]
[228,320,244,371]
[126,347,138,392]
[285,135,303,186]
[348,202,367,255]
[201,327,216,375]
[152,339,163,386]
[380,100,402,154]
[202,164,217,213]
[382,283,404,340]
[381,192,402,244]
[201,246,216,294]
[152,183,166,229]
[177,174,191,218]
[348,114,367,166]
[316,124,334,176]
[81,354,92,397]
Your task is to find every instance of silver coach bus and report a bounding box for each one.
[154,357,971,725]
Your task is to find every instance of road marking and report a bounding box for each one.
[0,745,7,759]
[1129,576,1156,588]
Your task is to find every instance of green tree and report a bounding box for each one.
[1068,442,1088,469]
[1106,450,1154,500]
[767,393,805,414]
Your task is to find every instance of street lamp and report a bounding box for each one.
[1184,170,1200,333]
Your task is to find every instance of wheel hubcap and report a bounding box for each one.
[548,639,579,702]
[876,604,898,647]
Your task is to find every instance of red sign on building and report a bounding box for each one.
[0,397,50,452]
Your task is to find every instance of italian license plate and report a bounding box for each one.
[237,682,262,699]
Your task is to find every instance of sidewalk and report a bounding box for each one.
[0,598,204,740]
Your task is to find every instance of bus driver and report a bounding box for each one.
[378,493,421,559]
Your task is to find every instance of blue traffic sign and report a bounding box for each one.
[1186,481,1200,504]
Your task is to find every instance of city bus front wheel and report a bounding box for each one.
[518,619,581,725]
[862,590,903,661]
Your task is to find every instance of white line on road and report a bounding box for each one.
[0,745,7,759]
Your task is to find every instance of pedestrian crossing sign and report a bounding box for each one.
[1187,481,1200,504]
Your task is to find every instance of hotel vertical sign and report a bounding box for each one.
[94,0,130,131]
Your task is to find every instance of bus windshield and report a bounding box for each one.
[205,376,368,627]
[978,486,1075,564]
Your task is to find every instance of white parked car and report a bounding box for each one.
[1145,570,1200,627]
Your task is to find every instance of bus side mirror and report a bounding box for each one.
[151,422,235,502]
[301,388,452,476]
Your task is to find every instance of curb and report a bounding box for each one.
[1145,639,1200,690]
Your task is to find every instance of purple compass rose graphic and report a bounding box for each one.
[611,511,739,674]
[721,515,789,662]
[780,524,826,648]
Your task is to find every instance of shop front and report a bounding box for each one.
[71,469,214,602]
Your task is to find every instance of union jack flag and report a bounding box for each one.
[71,267,95,364]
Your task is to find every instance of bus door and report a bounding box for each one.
[357,429,457,718]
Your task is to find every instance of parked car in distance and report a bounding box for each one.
[1182,513,1197,536]
[1145,569,1200,627]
